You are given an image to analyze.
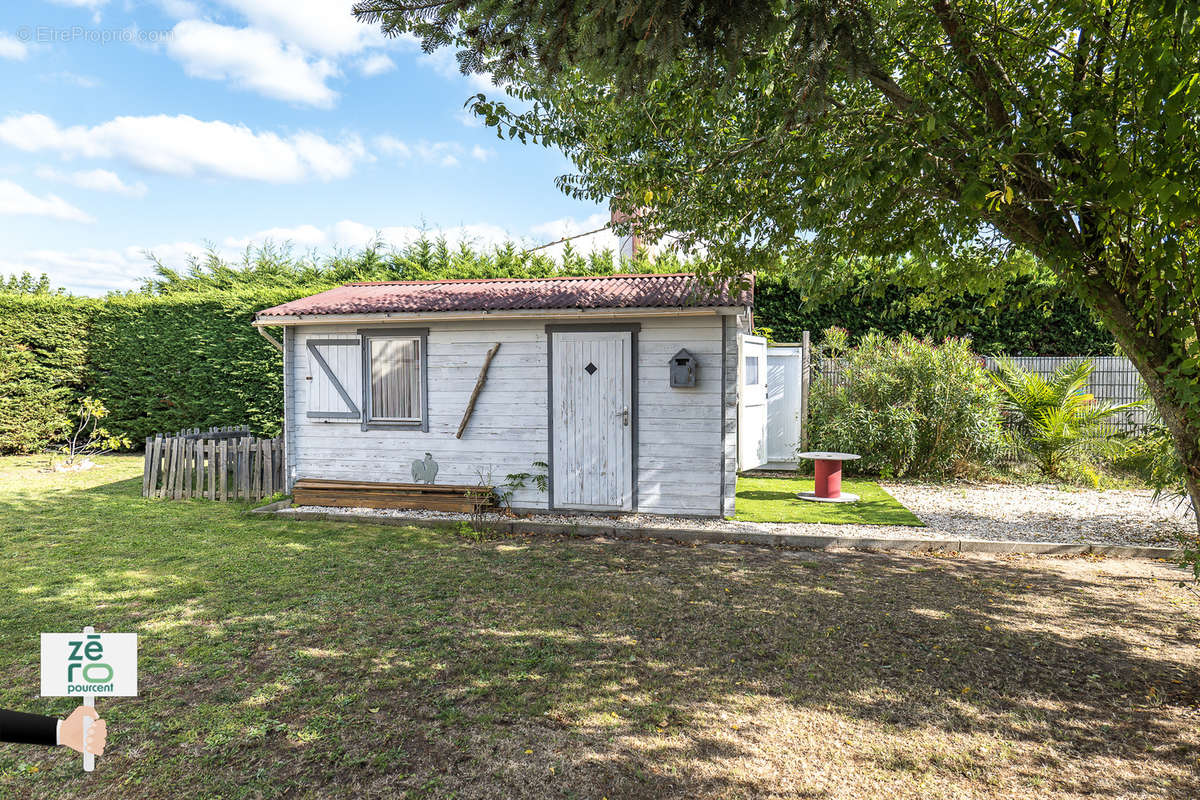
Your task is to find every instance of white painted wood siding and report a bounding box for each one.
[286,312,741,516]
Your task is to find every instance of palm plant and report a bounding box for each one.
[989,359,1141,476]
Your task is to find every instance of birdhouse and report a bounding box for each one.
[669,348,697,387]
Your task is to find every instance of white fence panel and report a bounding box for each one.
[816,354,1150,433]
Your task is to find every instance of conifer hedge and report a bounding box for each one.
[0,290,302,453]
[0,294,97,453]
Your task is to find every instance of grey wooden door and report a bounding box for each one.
[551,330,633,511]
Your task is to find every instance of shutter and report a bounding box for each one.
[305,338,362,420]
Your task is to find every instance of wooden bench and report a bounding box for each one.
[291,478,495,513]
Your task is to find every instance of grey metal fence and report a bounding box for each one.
[816,354,1151,433]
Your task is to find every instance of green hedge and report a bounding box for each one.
[86,290,301,443]
[0,290,302,453]
[0,295,96,453]
[755,277,1116,355]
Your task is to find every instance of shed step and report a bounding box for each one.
[292,478,495,513]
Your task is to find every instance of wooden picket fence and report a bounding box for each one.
[142,427,284,501]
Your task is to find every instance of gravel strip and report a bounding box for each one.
[884,483,1192,547]
[287,483,1193,549]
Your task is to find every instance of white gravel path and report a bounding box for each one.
[884,483,1191,547]
[288,482,1193,549]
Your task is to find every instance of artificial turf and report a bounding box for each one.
[734,474,925,525]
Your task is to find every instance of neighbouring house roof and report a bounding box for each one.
[255,273,753,319]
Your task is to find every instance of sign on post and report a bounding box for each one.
[41,628,137,772]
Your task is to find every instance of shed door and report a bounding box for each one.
[738,334,769,470]
[551,331,633,511]
[766,346,804,463]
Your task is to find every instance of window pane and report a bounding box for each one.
[744,355,759,386]
[370,337,420,420]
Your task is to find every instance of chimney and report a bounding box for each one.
[610,205,642,260]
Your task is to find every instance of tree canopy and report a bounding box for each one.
[356,0,1200,533]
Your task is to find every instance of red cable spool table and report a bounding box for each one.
[795,451,861,503]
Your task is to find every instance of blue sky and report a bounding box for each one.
[0,0,618,294]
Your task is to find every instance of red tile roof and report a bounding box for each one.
[256,273,752,318]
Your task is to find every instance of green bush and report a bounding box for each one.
[86,290,301,443]
[807,330,1002,477]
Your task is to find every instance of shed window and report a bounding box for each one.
[369,336,421,421]
[744,355,760,386]
[358,329,429,430]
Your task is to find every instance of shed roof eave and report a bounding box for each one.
[253,305,748,327]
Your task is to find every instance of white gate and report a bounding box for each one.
[737,334,769,470]
[766,345,804,467]
[550,330,634,511]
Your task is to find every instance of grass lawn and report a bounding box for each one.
[735,474,925,525]
[1,454,1198,799]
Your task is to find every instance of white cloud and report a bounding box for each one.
[0,244,183,295]
[224,224,329,250]
[0,213,625,295]
[374,136,481,167]
[229,216,616,255]
[414,141,460,167]
[0,33,29,61]
[339,220,514,249]
[374,135,411,160]
[221,219,515,252]
[44,71,102,88]
[35,167,148,197]
[0,179,94,223]
[0,113,367,182]
[358,53,395,77]
[213,0,385,57]
[167,20,340,108]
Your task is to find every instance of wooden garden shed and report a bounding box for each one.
[254,273,759,518]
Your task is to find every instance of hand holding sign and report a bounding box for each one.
[61,706,106,756]
[41,627,136,772]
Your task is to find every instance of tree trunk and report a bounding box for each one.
[1085,285,1200,536]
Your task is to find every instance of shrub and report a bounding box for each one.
[58,397,132,466]
[990,358,1140,477]
[807,330,1002,477]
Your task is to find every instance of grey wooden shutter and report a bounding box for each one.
[306,338,362,420]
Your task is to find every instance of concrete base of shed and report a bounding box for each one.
[252,501,1180,560]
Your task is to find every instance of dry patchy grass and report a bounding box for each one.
[0,455,1197,799]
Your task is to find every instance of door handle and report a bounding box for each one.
[614,407,629,426]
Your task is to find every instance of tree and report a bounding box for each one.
[1,272,59,295]
[355,0,1200,535]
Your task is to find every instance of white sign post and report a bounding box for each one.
[41,627,138,772]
